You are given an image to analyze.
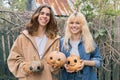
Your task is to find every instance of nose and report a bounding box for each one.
[52,62,55,64]
[43,14,46,17]
[67,61,70,65]
[29,66,33,71]
[37,66,40,70]
[72,23,77,26]
[42,13,48,18]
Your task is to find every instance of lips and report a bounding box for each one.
[71,27,78,31]
[40,19,48,23]
[68,64,76,67]
[72,28,77,31]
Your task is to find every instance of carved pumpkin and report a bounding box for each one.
[23,56,44,73]
[66,55,82,71]
[46,51,66,68]
[29,60,44,72]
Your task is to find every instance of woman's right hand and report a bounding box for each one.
[23,61,44,74]
[64,60,85,73]
[64,64,74,73]
[23,62,32,74]
[75,60,84,72]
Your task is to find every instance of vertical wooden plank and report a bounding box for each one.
[98,65,105,80]
[0,33,5,75]
[112,63,119,80]
[104,61,112,80]
[4,33,10,76]
[4,33,9,60]
[114,16,120,52]
[7,35,11,56]
[6,32,15,77]
[113,16,120,80]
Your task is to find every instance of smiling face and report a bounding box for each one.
[67,13,86,36]
[38,7,50,27]
[68,17,83,36]
[66,55,82,71]
[46,51,66,68]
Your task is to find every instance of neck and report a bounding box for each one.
[71,34,81,41]
[37,26,46,37]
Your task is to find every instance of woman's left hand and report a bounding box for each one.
[75,60,85,72]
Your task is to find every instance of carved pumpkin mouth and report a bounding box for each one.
[68,64,76,66]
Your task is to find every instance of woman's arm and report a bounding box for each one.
[83,60,96,66]
[7,35,27,78]
[87,43,102,67]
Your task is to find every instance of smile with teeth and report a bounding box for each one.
[41,19,47,23]
[71,27,77,31]
[68,64,76,66]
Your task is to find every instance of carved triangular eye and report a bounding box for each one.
[58,58,61,61]
[50,56,53,60]
[74,59,77,63]
[67,61,70,64]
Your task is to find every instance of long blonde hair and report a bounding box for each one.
[63,12,95,53]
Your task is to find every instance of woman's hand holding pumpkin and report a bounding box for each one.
[23,61,44,74]
[64,63,75,73]
[75,60,84,72]
[23,62,32,74]
[49,64,60,74]
[65,55,84,73]
[64,60,84,73]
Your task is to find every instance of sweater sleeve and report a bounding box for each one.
[7,35,27,78]
[91,43,102,68]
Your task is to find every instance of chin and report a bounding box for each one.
[40,24,47,27]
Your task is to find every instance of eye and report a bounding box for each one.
[67,61,70,64]
[70,22,74,24]
[40,12,44,15]
[74,59,77,63]
[50,57,53,60]
[46,13,50,16]
[75,22,80,24]
[58,58,61,61]
[40,12,50,16]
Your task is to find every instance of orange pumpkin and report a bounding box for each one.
[23,57,44,73]
[66,55,82,72]
[46,51,66,68]
[29,60,44,72]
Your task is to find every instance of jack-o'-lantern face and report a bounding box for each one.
[46,51,66,68]
[66,55,82,71]
[29,61,44,72]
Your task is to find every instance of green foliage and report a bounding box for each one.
[94,28,107,39]
[81,2,95,21]
[72,0,120,18]
[0,0,26,11]
[0,0,2,7]
[73,0,82,11]
[101,9,120,16]
[10,0,26,11]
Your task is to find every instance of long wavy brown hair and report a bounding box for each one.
[26,4,58,39]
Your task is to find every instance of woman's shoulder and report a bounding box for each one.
[93,42,99,48]
[15,30,29,40]
[60,37,64,42]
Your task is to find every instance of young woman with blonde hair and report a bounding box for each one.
[60,12,102,80]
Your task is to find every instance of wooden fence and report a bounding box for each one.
[0,28,23,80]
[0,11,120,80]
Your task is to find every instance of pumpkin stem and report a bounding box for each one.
[34,56,36,61]
[56,47,59,53]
